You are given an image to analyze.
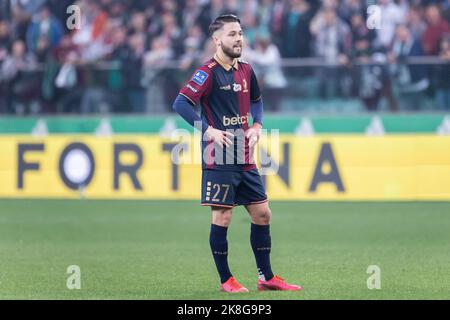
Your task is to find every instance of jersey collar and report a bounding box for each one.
[213,53,239,71]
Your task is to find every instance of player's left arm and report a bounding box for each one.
[246,67,263,148]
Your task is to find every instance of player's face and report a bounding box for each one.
[217,22,243,59]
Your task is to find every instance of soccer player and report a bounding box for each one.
[172,14,302,293]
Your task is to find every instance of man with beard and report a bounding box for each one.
[172,14,302,293]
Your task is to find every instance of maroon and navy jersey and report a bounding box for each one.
[179,55,262,171]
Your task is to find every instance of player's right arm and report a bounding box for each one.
[173,67,234,147]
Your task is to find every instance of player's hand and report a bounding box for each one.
[204,126,235,147]
[246,123,262,148]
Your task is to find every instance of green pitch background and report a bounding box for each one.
[0,200,449,299]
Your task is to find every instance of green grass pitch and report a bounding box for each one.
[0,199,449,299]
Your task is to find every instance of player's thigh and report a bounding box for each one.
[235,169,267,207]
[201,169,239,208]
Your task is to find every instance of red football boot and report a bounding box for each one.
[258,275,303,291]
[220,277,249,293]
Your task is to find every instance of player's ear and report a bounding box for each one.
[212,30,222,48]
[212,35,220,48]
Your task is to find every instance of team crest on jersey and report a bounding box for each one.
[192,70,208,86]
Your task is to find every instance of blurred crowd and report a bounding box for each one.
[0,0,450,114]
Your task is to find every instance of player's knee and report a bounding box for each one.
[212,207,233,226]
[260,207,272,224]
[253,207,271,225]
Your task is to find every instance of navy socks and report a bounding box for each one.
[250,223,274,281]
[210,224,232,283]
[210,223,274,283]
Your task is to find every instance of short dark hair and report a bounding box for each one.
[208,14,241,36]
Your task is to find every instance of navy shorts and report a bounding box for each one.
[201,169,268,208]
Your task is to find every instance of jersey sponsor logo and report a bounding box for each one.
[233,83,242,92]
[220,84,231,91]
[223,113,250,126]
[192,70,208,86]
[186,83,198,93]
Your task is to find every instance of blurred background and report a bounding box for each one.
[0,1,449,300]
[0,0,449,116]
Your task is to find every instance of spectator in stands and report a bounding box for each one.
[311,5,352,62]
[1,39,39,114]
[1,0,450,115]
[107,0,127,27]
[129,11,148,46]
[375,0,406,50]
[407,5,427,40]
[255,0,277,38]
[179,24,203,74]
[357,50,400,112]
[70,1,112,114]
[107,24,130,113]
[0,19,11,113]
[435,34,450,110]
[123,33,146,113]
[311,6,352,98]
[142,36,173,113]
[350,12,376,58]
[443,0,450,25]
[270,0,287,45]
[159,12,182,58]
[245,32,287,111]
[279,0,315,58]
[53,34,81,113]
[389,24,429,110]
[177,24,204,109]
[0,20,11,61]
[160,0,178,15]
[422,4,450,55]
[26,5,62,54]
[348,12,399,111]
[337,0,364,25]
[72,0,110,62]
[12,0,47,17]
[0,1,7,20]
[181,0,201,31]
[349,11,376,104]
[54,51,80,112]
